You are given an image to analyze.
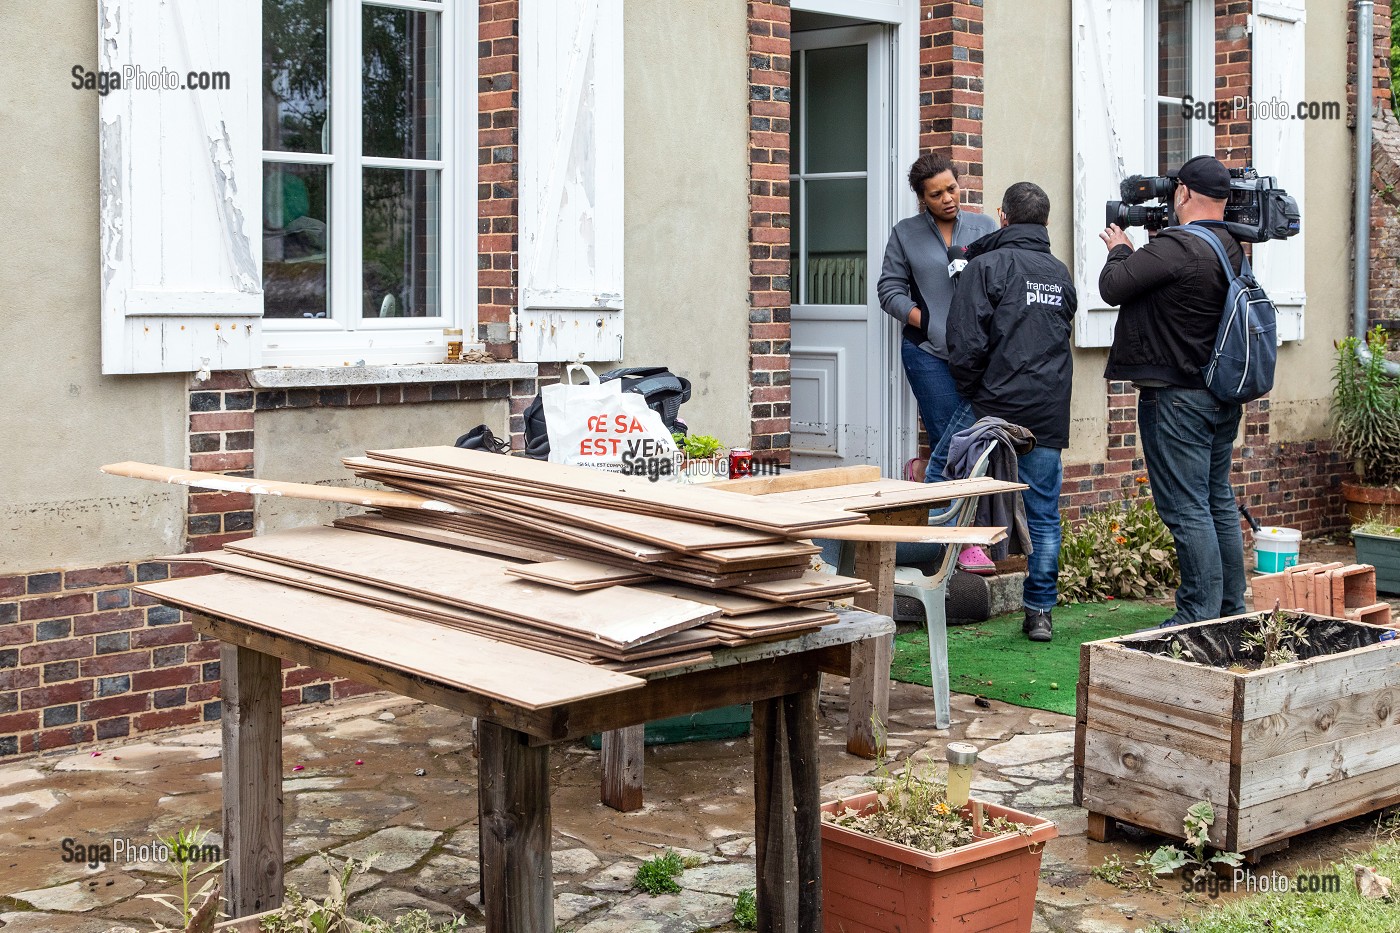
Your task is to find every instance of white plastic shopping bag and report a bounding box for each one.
[542,364,679,479]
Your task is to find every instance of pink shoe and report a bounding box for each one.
[956,546,996,575]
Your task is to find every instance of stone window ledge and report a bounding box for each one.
[248,362,537,389]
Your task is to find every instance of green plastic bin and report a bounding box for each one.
[586,703,752,749]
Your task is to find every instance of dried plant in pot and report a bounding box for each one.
[1333,327,1400,527]
[820,752,1057,933]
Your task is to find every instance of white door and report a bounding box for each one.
[789,26,894,471]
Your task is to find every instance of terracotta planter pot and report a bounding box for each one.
[1342,481,1400,527]
[820,791,1057,933]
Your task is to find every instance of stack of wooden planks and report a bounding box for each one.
[145,447,880,676]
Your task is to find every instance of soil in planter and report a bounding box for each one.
[1125,612,1388,671]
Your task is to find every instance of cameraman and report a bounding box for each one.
[1098,155,1246,627]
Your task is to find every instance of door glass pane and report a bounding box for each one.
[363,4,441,160]
[263,162,330,318]
[805,178,866,304]
[1158,0,1190,100]
[805,45,866,173]
[1158,102,1188,175]
[263,0,330,153]
[363,168,440,318]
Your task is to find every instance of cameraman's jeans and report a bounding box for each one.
[1138,387,1247,626]
[901,338,965,482]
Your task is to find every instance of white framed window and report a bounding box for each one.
[1148,0,1215,176]
[260,0,475,366]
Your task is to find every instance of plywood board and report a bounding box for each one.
[639,581,790,616]
[732,571,872,603]
[136,574,644,709]
[364,446,869,533]
[334,515,560,563]
[763,477,1027,512]
[226,526,720,648]
[801,525,1008,546]
[714,465,883,495]
[505,560,652,591]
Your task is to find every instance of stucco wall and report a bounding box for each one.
[621,0,751,448]
[982,0,1107,465]
[0,1,188,574]
[1275,0,1354,442]
[254,400,506,532]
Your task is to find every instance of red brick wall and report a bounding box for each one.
[1214,0,1251,163]
[478,0,521,359]
[1349,0,1394,124]
[187,373,257,553]
[919,1,984,206]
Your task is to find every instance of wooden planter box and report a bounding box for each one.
[1075,612,1400,858]
[821,791,1057,933]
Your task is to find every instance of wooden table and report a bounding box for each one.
[176,593,892,933]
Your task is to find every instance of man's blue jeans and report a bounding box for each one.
[1018,444,1064,612]
[1137,387,1247,625]
[901,338,965,482]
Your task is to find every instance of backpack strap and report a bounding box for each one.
[1179,223,1249,279]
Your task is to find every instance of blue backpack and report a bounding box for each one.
[1180,224,1277,405]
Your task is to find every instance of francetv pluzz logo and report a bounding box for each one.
[71,65,231,96]
[1182,94,1341,125]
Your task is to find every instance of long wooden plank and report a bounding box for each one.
[761,476,1026,511]
[801,524,1007,546]
[1079,768,1230,849]
[1086,642,1235,717]
[715,465,882,495]
[333,515,562,563]
[101,460,467,514]
[226,526,719,648]
[137,574,645,708]
[1083,684,1232,761]
[732,571,871,603]
[1240,635,1400,720]
[1081,729,1228,804]
[1239,680,1400,763]
[504,560,652,591]
[709,607,837,634]
[640,581,790,616]
[364,446,869,533]
[1237,722,1400,809]
[1234,760,1400,851]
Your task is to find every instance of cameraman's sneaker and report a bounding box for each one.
[956,546,996,575]
[1023,608,1053,642]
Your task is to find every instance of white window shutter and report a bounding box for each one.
[1070,0,1148,348]
[518,0,625,363]
[99,0,263,375]
[1252,0,1307,342]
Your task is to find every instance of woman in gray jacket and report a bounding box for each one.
[878,153,998,571]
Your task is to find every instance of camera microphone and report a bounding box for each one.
[947,245,969,278]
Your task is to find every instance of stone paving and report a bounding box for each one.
[0,669,1395,933]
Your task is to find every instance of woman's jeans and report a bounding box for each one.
[1138,387,1247,626]
[901,338,964,483]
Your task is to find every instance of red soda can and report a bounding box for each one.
[729,447,754,478]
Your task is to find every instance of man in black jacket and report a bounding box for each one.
[947,182,1077,641]
[1098,155,1247,627]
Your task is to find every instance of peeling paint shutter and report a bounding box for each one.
[99,0,263,375]
[518,0,625,363]
[1070,0,1147,348]
[1252,0,1306,342]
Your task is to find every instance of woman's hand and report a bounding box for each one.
[908,306,923,329]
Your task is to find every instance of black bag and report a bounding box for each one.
[1179,224,1278,405]
[521,366,692,460]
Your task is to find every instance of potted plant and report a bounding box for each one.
[1333,326,1400,527]
[671,432,727,483]
[1075,608,1400,860]
[821,757,1057,933]
[1352,519,1400,595]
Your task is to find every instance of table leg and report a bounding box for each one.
[601,725,645,812]
[478,720,553,933]
[847,539,895,759]
[221,643,284,918]
[753,686,822,933]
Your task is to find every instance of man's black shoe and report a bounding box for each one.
[1023,608,1053,642]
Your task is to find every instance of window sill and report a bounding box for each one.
[248,362,537,390]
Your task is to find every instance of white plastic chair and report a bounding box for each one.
[891,443,998,730]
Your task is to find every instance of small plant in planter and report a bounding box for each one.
[1352,519,1400,596]
[1333,327,1400,526]
[820,760,1057,933]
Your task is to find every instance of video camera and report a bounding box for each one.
[1104,167,1300,243]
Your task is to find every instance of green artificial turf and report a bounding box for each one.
[890,600,1168,715]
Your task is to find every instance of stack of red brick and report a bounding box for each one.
[1251,561,1393,625]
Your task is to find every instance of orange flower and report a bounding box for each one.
[1115,536,1127,545]
[1135,475,1149,485]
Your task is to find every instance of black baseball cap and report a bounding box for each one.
[1175,155,1232,199]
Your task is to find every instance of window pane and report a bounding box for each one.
[263,162,330,318]
[790,179,803,305]
[363,5,441,160]
[1157,0,1191,100]
[264,0,330,153]
[805,45,866,174]
[1158,102,1189,176]
[363,168,440,318]
[805,178,866,305]
[791,50,803,174]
